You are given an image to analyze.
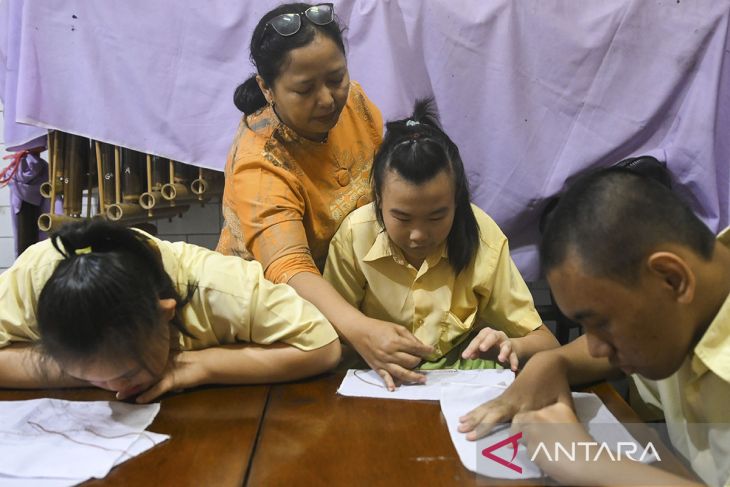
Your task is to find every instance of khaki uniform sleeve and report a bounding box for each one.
[0,240,60,348]
[323,215,367,308]
[175,241,337,351]
[474,225,542,337]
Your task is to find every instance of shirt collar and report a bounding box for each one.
[363,231,448,269]
[692,227,730,383]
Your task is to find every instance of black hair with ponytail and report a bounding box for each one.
[233,3,347,114]
[371,98,480,274]
[37,220,193,370]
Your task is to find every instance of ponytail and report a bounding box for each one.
[371,98,480,274]
[38,220,193,368]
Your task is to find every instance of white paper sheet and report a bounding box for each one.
[440,383,656,479]
[337,369,515,401]
[0,399,168,485]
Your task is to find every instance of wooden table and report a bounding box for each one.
[1,375,695,486]
[246,374,695,486]
[0,385,270,486]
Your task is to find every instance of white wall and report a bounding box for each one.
[0,103,16,272]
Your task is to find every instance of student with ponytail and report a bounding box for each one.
[324,99,559,389]
[0,220,340,402]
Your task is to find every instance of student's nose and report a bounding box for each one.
[409,227,427,244]
[585,333,613,359]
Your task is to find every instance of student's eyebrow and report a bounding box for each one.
[389,209,411,216]
[428,207,449,216]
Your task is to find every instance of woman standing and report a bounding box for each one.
[219,3,435,385]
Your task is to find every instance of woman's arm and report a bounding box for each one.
[0,343,86,389]
[288,272,434,390]
[133,340,340,403]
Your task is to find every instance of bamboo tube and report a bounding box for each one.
[139,155,170,211]
[98,142,116,209]
[190,167,208,200]
[37,213,84,233]
[40,131,63,199]
[107,202,189,223]
[121,148,145,203]
[94,141,106,214]
[62,134,88,218]
[106,202,146,221]
[160,160,190,203]
[114,146,121,204]
[86,139,96,217]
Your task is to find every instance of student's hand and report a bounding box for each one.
[129,351,206,403]
[513,402,596,483]
[350,318,435,392]
[461,327,519,371]
[458,352,573,440]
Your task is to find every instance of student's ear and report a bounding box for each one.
[256,75,274,105]
[646,252,695,304]
[158,298,177,321]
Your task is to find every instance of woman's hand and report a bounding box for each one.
[461,327,519,370]
[350,318,434,391]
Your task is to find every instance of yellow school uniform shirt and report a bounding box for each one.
[0,230,337,352]
[632,229,730,487]
[323,203,542,362]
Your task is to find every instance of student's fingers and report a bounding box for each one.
[389,350,423,370]
[387,363,427,385]
[462,328,502,359]
[458,400,515,441]
[393,331,435,358]
[377,369,397,392]
[508,350,519,372]
[134,377,174,404]
[496,340,510,362]
[461,335,484,359]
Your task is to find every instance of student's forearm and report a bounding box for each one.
[557,453,703,486]
[513,324,560,362]
[0,343,86,389]
[536,335,621,386]
[287,272,368,342]
[190,340,341,385]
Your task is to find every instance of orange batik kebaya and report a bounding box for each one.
[217,81,382,284]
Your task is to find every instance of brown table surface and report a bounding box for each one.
[0,385,270,487]
[247,373,695,487]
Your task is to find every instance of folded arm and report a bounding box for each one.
[0,343,86,389]
[134,339,340,403]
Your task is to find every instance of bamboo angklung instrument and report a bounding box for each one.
[38,133,87,232]
[139,155,169,212]
[161,160,192,203]
[106,147,145,221]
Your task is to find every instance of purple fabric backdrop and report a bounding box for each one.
[1,0,729,278]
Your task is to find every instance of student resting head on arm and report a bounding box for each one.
[459,168,729,486]
[324,98,559,389]
[0,220,340,403]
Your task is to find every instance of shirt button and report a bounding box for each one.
[417,318,424,325]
